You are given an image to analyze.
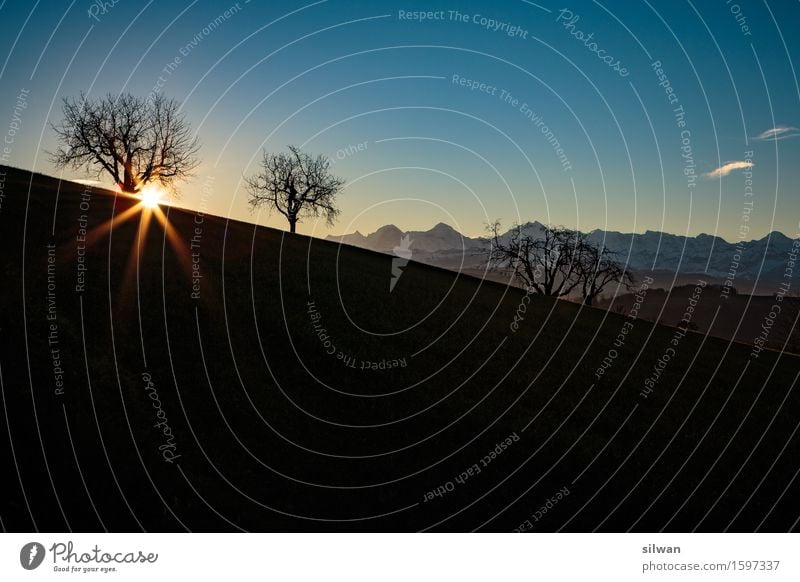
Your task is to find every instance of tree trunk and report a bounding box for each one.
[123,159,138,193]
[289,218,297,233]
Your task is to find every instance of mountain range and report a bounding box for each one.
[328,222,796,290]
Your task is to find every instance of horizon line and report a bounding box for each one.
[1,163,792,247]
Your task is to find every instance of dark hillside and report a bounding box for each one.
[1,165,798,532]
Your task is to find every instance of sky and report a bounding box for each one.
[0,0,798,241]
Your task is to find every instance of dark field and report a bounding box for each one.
[1,166,799,532]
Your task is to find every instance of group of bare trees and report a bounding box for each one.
[485,221,633,305]
[51,92,343,231]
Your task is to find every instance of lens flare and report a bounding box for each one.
[139,185,163,208]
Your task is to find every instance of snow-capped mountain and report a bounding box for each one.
[327,222,485,253]
[585,229,794,280]
[327,222,795,286]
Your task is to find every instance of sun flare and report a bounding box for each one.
[139,185,164,208]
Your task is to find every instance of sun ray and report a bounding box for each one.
[80,202,141,248]
[118,204,155,302]
[74,183,195,308]
[151,204,194,275]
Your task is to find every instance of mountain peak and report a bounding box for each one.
[696,233,721,242]
[757,230,792,243]
[374,224,402,235]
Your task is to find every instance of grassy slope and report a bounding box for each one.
[1,165,798,532]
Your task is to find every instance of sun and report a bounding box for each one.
[139,185,164,208]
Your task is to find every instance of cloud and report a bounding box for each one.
[705,161,754,179]
[754,126,800,141]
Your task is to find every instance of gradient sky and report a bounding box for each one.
[1,0,798,241]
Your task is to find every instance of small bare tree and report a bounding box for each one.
[51,92,200,193]
[577,244,634,306]
[245,145,344,233]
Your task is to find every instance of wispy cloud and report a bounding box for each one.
[754,126,800,141]
[705,161,754,179]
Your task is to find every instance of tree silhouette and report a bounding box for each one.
[51,93,200,193]
[486,221,632,304]
[486,222,584,297]
[578,244,634,306]
[245,145,344,233]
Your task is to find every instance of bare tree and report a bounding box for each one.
[485,221,584,297]
[577,243,634,306]
[486,221,632,304]
[51,92,200,193]
[245,145,344,233]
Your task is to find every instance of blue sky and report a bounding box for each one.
[1,0,798,240]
